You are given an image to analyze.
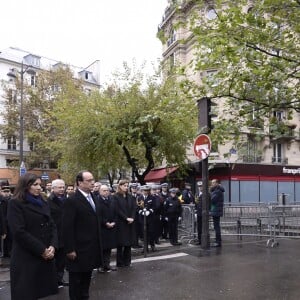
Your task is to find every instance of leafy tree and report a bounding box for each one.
[52,63,197,185]
[0,66,83,173]
[174,0,300,146]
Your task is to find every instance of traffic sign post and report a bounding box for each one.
[41,173,49,181]
[194,134,212,249]
[19,161,26,177]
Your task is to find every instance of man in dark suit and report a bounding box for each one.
[48,179,68,287]
[63,171,102,300]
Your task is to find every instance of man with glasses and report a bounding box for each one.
[98,184,117,273]
[63,171,103,300]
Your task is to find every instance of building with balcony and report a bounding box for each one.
[157,1,300,202]
[0,47,101,185]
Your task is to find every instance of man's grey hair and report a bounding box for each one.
[51,179,65,188]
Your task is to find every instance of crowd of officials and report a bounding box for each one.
[0,171,224,300]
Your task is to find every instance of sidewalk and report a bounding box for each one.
[2,238,300,299]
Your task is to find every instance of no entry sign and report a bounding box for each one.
[193,134,212,160]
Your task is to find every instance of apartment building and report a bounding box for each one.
[157,1,300,202]
[0,47,101,185]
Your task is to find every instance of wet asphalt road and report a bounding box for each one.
[1,238,300,299]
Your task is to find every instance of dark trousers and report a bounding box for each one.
[161,218,169,239]
[197,215,202,244]
[55,247,66,282]
[116,246,131,267]
[168,216,179,244]
[69,271,92,300]
[212,216,221,244]
[103,248,112,269]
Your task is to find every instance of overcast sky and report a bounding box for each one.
[0,0,168,83]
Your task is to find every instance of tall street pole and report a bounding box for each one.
[197,98,211,249]
[20,61,24,166]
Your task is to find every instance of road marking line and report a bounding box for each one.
[131,252,189,264]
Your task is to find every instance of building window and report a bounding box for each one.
[8,89,17,104]
[85,72,89,80]
[7,136,17,150]
[272,143,282,163]
[273,110,284,121]
[30,75,36,87]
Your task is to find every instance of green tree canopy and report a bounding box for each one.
[179,0,300,145]
[52,64,197,184]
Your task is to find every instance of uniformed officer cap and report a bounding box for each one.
[141,185,151,191]
[151,184,161,190]
[130,183,138,188]
[2,186,10,192]
[169,188,177,193]
[161,183,168,188]
[197,181,203,186]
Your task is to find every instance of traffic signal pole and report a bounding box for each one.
[197,98,211,249]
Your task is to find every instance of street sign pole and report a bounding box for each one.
[196,98,213,249]
[201,157,210,249]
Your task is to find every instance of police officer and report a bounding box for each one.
[139,185,160,252]
[164,188,182,246]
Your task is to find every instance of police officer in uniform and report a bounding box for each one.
[164,188,182,246]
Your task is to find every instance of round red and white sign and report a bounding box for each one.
[193,134,212,160]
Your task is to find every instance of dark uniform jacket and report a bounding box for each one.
[164,195,183,218]
[113,192,136,246]
[7,198,58,300]
[63,190,102,272]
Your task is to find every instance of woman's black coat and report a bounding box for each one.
[113,192,137,246]
[7,198,58,300]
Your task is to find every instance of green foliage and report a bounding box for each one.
[182,0,300,148]
[51,63,197,184]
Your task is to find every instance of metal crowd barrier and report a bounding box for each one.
[179,204,197,243]
[179,203,300,247]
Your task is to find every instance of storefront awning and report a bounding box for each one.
[144,167,178,182]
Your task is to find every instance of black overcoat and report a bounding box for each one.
[99,196,117,250]
[7,198,58,300]
[62,190,102,272]
[48,193,65,248]
[113,192,136,246]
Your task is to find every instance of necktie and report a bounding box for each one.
[87,194,96,211]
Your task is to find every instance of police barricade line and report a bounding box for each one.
[266,204,300,247]
[222,204,270,241]
[222,204,300,247]
[179,204,197,243]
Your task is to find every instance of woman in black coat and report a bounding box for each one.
[7,173,58,300]
[113,179,136,267]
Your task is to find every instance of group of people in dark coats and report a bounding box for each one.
[6,172,139,300]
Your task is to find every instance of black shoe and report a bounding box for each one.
[58,280,69,288]
[171,242,182,246]
[97,267,106,273]
[105,266,117,272]
[132,244,143,249]
[211,242,222,248]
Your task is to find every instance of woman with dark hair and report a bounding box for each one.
[114,179,136,267]
[7,173,58,300]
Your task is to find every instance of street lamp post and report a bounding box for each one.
[7,60,34,176]
[19,61,25,166]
